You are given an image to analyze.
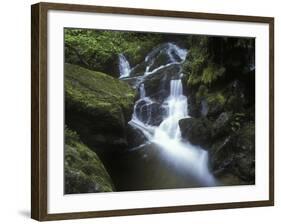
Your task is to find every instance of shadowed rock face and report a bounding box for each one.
[209,123,255,183]
[180,81,255,184]
[179,76,255,184]
[179,115,255,184]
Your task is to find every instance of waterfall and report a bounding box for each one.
[124,43,215,187]
[118,53,131,78]
[152,79,215,185]
[154,79,188,140]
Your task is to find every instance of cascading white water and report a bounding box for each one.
[139,83,146,99]
[154,79,189,140]
[129,84,155,140]
[152,79,215,185]
[119,53,131,78]
[122,43,215,187]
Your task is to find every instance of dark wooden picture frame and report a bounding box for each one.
[31,2,274,221]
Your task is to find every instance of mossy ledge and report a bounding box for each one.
[65,128,115,193]
[65,63,137,153]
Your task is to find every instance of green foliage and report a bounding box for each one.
[65,28,163,74]
[202,63,225,84]
[65,128,115,193]
[195,84,226,109]
[206,92,226,106]
[183,36,209,85]
[185,53,225,86]
[65,127,80,143]
[184,36,209,49]
[185,49,208,85]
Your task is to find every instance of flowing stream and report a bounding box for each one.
[113,43,215,191]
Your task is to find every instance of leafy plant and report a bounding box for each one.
[202,63,225,84]
[65,29,163,75]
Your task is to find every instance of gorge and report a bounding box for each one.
[64,29,255,193]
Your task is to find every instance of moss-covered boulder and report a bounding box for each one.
[65,128,115,194]
[65,63,136,152]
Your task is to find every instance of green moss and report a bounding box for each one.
[206,92,226,105]
[65,63,136,123]
[185,50,208,85]
[65,128,115,193]
[195,85,226,111]
[65,29,163,74]
[65,63,136,153]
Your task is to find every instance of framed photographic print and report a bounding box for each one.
[31,2,274,221]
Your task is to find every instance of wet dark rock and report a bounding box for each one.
[179,117,213,148]
[129,62,147,78]
[224,80,247,113]
[200,100,209,117]
[126,125,148,149]
[121,77,142,88]
[212,112,232,137]
[179,111,254,184]
[143,64,182,97]
[149,89,170,104]
[206,98,225,118]
[129,42,186,86]
[209,123,255,184]
[187,93,201,118]
[135,101,164,126]
[148,50,175,71]
[145,42,186,72]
